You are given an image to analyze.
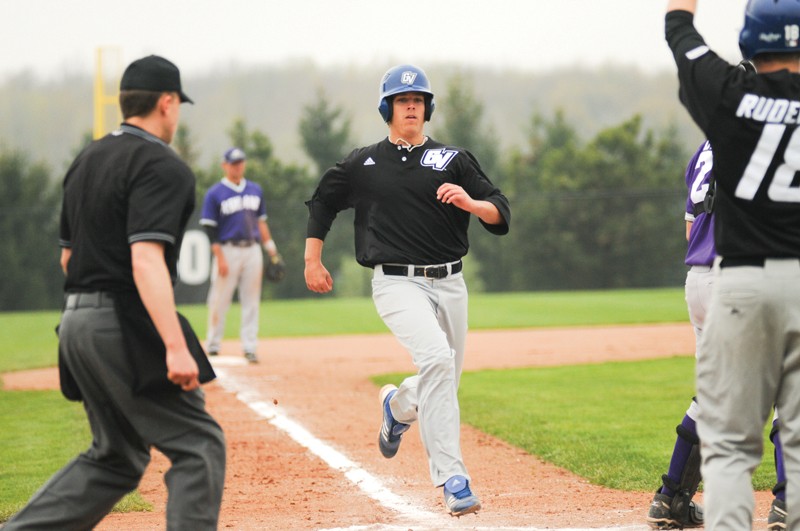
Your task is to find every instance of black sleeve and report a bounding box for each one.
[59,195,71,248]
[127,156,195,247]
[58,159,80,248]
[665,10,733,132]
[204,225,219,243]
[305,158,355,240]
[459,150,511,235]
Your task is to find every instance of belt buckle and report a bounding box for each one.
[423,265,445,279]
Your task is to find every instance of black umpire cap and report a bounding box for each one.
[120,55,193,104]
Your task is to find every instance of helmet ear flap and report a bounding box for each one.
[425,95,435,121]
[379,97,392,123]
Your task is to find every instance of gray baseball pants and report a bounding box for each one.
[697,259,800,529]
[206,243,263,354]
[685,264,713,358]
[3,295,226,531]
[372,264,469,487]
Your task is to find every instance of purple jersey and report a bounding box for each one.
[200,178,267,242]
[684,141,716,266]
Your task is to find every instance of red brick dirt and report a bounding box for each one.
[2,324,775,530]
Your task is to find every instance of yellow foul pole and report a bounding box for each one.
[93,47,122,140]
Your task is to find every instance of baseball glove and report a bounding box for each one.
[265,254,286,283]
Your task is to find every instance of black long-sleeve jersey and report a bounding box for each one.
[667,10,800,259]
[306,137,510,267]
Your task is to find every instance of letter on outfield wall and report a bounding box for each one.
[178,230,211,285]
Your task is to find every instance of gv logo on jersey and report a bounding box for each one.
[421,148,459,171]
[401,71,417,85]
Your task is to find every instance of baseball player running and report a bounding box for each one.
[646,140,787,530]
[304,64,510,516]
[200,147,279,363]
[666,0,800,527]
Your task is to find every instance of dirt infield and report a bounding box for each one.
[2,324,776,530]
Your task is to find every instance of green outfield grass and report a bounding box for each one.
[2,287,775,521]
[0,288,688,372]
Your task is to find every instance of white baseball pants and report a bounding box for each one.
[206,243,263,354]
[372,265,469,487]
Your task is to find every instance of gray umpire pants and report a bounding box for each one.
[3,293,226,531]
[697,259,800,530]
[372,264,469,487]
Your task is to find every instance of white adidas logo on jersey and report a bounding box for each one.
[363,157,375,166]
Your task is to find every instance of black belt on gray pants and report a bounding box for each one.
[64,292,115,309]
[381,260,463,279]
[719,257,766,268]
[223,239,255,247]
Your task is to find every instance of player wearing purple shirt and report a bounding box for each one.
[200,147,278,363]
[684,141,715,268]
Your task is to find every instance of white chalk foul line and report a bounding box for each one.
[320,527,649,531]
[215,369,649,531]
[319,527,648,531]
[214,369,446,526]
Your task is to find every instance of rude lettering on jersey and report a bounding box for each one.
[736,93,800,124]
[220,194,261,215]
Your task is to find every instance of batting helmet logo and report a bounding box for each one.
[400,71,418,85]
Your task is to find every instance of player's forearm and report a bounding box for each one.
[470,200,503,225]
[60,247,71,275]
[667,0,696,14]
[259,220,271,243]
[304,237,324,265]
[260,220,277,256]
[131,241,187,352]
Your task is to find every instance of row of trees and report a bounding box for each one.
[1,78,691,311]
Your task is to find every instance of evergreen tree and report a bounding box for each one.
[433,74,500,176]
[299,90,354,175]
[0,149,62,310]
[298,93,366,296]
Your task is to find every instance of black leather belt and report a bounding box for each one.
[719,257,766,268]
[223,239,255,247]
[65,292,115,309]
[382,261,462,279]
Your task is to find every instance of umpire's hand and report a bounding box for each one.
[167,348,200,391]
[305,260,333,293]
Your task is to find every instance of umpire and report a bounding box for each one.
[3,56,226,530]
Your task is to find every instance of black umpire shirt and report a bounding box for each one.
[666,10,800,259]
[59,123,196,292]
[306,137,511,267]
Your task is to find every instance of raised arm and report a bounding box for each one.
[667,0,696,14]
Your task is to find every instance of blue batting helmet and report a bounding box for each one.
[739,0,800,60]
[377,64,435,123]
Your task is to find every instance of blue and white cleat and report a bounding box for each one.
[443,475,482,517]
[378,384,410,458]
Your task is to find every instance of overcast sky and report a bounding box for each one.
[4,0,748,81]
